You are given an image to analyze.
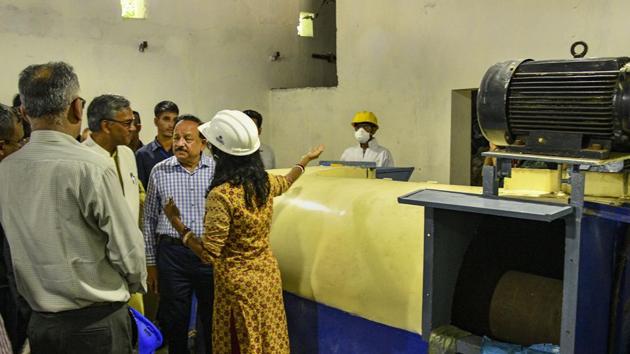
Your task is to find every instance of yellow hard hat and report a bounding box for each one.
[351,111,378,127]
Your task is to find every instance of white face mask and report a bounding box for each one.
[354,128,371,144]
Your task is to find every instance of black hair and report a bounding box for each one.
[21,112,31,138]
[175,114,201,125]
[0,104,30,141]
[175,114,203,138]
[154,100,179,117]
[12,94,21,108]
[132,110,141,124]
[87,94,131,132]
[208,145,269,210]
[243,109,263,129]
[0,104,19,140]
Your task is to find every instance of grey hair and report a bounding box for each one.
[87,94,131,132]
[18,62,80,119]
[0,104,19,140]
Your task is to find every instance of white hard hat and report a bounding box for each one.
[198,110,260,156]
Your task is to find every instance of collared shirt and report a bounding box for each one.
[135,137,173,188]
[340,138,395,167]
[143,155,215,266]
[83,136,145,224]
[129,139,144,153]
[260,143,276,169]
[0,131,147,312]
[0,315,11,354]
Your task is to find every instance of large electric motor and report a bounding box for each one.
[477,57,630,158]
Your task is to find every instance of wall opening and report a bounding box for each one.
[450,89,487,186]
[121,0,146,19]
[297,12,315,37]
[275,0,337,89]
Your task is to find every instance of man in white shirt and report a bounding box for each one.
[340,111,394,167]
[82,94,146,314]
[0,62,146,354]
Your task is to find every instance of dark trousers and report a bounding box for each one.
[1,286,28,354]
[28,302,131,354]
[2,238,30,353]
[158,239,214,354]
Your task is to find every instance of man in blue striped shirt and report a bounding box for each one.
[143,114,214,354]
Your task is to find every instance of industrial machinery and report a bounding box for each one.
[398,56,630,354]
[270,57,630,354]
[477,57,630,158]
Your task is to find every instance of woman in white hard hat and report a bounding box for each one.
[163,110,323,354]
[340,111,394,167]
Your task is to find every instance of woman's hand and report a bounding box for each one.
[303,144,325,162]
[287,144,326,185]
[163,197,181,224]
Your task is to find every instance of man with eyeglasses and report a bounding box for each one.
[0,62,147,354]
[82,95,146,315]
[0,104,30,353]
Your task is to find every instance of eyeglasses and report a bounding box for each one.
[354,123,376,132]
[103,118,135,128]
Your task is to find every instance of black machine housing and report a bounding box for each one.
[477,57,630,159]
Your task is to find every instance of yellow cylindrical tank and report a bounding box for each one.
[269,167,479,334]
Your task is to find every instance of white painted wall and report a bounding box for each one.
[4,0,628,182]
[0,0,196,143]
[0,0,334,145]
[269,0,629,182]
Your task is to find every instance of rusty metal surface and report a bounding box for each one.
[489,271,562,345]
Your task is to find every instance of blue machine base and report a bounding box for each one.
[283,292,428,354]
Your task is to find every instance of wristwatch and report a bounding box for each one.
[182,226,191,238]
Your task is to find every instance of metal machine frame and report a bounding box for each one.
[399,151,630,354]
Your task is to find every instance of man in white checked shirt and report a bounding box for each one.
[143,114,215,354]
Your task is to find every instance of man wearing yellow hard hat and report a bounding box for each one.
[340,111,394,167]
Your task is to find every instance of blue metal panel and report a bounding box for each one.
[584,203,630,354]
[584,202,630,354]
[572,202,630,354]
[574,214,617,353]
[615,255,630,354]
[284,292,428,354]
[584,201,630,223]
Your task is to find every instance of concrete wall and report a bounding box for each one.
[0,0,335,145]
[450,90,473,186]
[0,0,195,143]
[268,0,628,182]
[3,0,628,182]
